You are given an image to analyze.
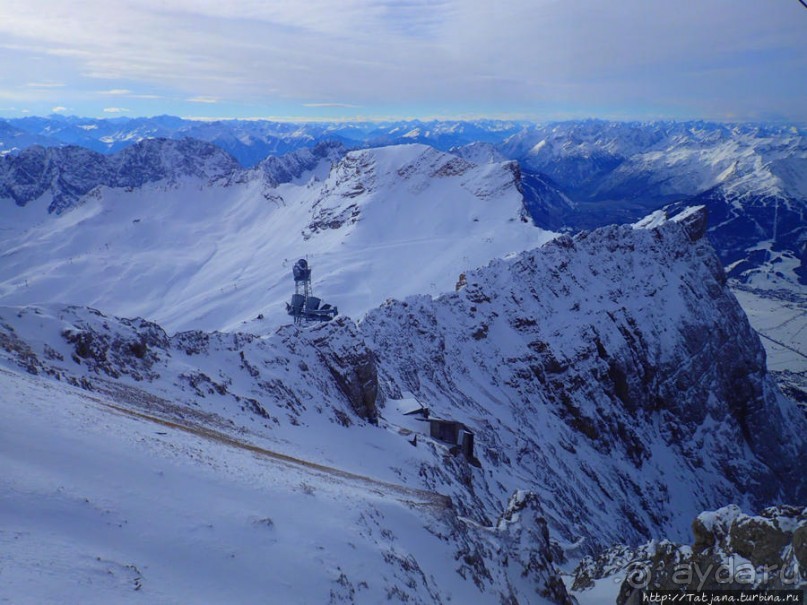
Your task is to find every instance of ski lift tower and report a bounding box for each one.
[286,258,338,324]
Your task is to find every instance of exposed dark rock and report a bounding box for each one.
[0,138,239,213]
[258,140,346,187]
[0,322,42,375]
[305,317,379,423]
[605,505,807,605]
[59,310,166,380]
[674,205,709,241]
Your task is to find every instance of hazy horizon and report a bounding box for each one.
[3,113,807,128]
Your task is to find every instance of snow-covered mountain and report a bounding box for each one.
[3,116,803,288]
[1,206,804,602]
[500,121,805,202]
[0,138,240,214]
[257,140,348,187]
[0,119,56,153]
[0,141,550,332]
[2,123,804,397]
[500,121,807,289]
[0,115,315,166]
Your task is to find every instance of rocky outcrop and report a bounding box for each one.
[301,317,380,423]
[614,505,807,604]
[0,145,108,211]
[60,309,169,381]
[257,140,346,187]
[569,505,807,604]
[495,491,575,605]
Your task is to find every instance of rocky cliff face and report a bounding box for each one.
[361,206,806,547]
[257,140,347,187]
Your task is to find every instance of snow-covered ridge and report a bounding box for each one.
[361,206,806,547]
[0,137,241,214]
[0,141,551,332]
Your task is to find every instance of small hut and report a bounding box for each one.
[424,418,477,463]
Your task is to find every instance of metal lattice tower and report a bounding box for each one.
[286,258,338,324]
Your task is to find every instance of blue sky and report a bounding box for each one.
[0,0,805,122]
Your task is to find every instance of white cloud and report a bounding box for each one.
[26,82,64,88]
[302,103,361,108]
[0,0,804,120]
[98,89,161,99]
[103,107,129,113]
[51,106,67,112]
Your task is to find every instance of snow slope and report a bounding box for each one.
[1,208,803,600]
[0,365,568,604]
[0,143,552,332]
[0,294,575,604]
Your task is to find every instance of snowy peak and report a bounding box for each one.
[111,137,240,187]
[257,140,347,187]
[321,143,521,204]
[305,144,530,241]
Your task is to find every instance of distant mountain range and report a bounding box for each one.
[0,114,526,167]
